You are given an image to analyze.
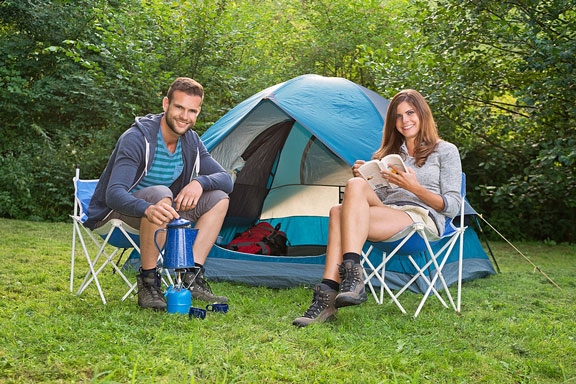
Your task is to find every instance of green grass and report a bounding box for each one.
[1,218,575,383]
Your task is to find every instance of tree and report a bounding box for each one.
[402,0,575,241]
[2,0,573,241]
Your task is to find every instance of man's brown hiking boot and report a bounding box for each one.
[183,267,229,303]
[136,269,167,311]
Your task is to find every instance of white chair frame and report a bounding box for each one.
[70,168,172,304]
[361,178,467,317]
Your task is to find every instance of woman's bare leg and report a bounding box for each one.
[341,178,413,254]
[293,178,414,326]
[323,178,413,280]
[323,205,343,281]
[333,178,414,307]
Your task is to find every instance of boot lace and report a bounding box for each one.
[195,275,214,294]
[184,269,213,294]
[148,282,164,299]
[338,262,362,292]
[303,288,331,319]
[138,272,164,298]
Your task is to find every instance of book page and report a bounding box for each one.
[382,154,407,174]
[358,160,389,189]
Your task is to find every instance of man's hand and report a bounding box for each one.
[144,201,179,226]
[352,160,366,177]
[174,180,203,211]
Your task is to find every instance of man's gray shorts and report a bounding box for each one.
[94,185,229,230]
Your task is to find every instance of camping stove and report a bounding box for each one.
[155,218,198,314]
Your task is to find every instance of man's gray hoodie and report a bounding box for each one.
[85,113,233,229]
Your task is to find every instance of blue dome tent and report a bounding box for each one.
[202,74,495,289]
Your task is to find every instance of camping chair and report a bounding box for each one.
[70,168,172,304]
[361,173,467,317]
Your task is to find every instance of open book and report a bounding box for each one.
[357,154,407,189]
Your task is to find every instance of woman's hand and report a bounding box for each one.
[352,160,366,177]
[382,165,420,192]
[383,165,446,211]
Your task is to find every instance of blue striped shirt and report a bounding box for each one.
[133,129,183,191]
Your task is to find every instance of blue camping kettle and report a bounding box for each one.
[154,218,198,270]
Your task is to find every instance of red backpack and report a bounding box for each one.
[226,222,288,255]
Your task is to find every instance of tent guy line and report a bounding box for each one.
[477,213,561,290]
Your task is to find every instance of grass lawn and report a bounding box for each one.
[0,218,575,383]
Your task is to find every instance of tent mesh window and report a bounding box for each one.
[226,120,293,220]
[301,136,352,186]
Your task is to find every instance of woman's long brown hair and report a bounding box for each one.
[372,89,440,167]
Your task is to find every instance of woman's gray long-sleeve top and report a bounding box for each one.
[378,140,462,234]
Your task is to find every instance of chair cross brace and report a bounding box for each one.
[361,221,467,317]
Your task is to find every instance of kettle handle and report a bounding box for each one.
[154,228,167,257]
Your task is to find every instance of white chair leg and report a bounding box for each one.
[122,283,138,301]
[457,229,465,312]
[363,267,382,304]
[71,222,77,293]
[425,234,461,311]
[380,259,385,305]
[405,255,448,308]
[76,222,141,303]
[362,249,407,313]
[77,228,116,296]
[372,259,407,313]
[361,246,381,304]
[415,234,461,317]
[75,224,107,304]
[382,262,406,314]
[362,220,467,317]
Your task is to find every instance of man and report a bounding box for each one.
[85,77,233,310]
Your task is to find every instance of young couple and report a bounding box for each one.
[86,77,462,323]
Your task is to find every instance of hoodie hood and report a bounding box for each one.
[133,113,164,177]
[134,113,164,141]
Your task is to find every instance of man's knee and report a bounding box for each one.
[133,185,174,204]
[180,190,229,222]
[212,197,229,212]
[203,194,229,219]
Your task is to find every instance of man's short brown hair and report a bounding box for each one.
[167,77,204,103]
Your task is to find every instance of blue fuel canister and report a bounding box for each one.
[165,286,192,314]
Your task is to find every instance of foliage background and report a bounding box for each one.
[1,0,574,242]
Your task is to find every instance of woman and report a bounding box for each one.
[293,89,462,327]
